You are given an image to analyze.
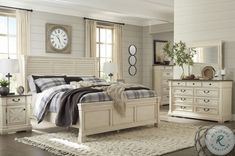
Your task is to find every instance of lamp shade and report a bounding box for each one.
[103,62,117,74]
[0,59,19,74]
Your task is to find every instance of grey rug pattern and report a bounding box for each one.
[15,122,198,156]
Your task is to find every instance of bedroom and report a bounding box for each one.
[0,0,234,156]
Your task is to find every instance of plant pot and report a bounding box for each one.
[0,87,9,96]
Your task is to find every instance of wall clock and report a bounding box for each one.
[46,23,72,54]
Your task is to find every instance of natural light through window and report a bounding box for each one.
[0,14,17,59]
[96,26,113,80]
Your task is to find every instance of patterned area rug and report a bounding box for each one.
[15,122,198,156]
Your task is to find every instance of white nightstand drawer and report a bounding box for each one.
[172,81,186,86]
[7,96,26,104]
[173,88,193,96]
[186,82,201,87]
[195,107,218,115]
[202,82,219,88]
[195,89,219,97]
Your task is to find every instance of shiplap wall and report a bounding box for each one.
[122,25,143,84]
[174,0,235,113]
[29,11,143,83]
[30,11,85,57]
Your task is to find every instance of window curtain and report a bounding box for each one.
[112,24,123,79]
[16,10,30,87]
[85,19,97,57]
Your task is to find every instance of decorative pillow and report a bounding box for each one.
[34,78,66,92]
[31,75,66,93]
[65,76,83,84]
[80,76,106,83]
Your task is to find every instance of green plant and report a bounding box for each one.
[163,41,196,78]
[0,79,9,87]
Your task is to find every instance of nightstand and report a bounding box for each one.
[0,94,32,134]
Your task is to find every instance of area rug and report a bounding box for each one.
[15,122,198,156]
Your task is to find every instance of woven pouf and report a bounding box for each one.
[194,126,213,156]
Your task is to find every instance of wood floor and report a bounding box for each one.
[0,106,235,156]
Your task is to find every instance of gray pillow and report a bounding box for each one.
[34,78,66,92]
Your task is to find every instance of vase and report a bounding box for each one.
[0,87,9,96]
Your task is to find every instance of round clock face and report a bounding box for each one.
[50,28,68,50]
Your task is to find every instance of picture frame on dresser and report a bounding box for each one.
[153,40,168,64]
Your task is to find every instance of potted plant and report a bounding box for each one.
[0,79,10,96]
[163,41,196,79]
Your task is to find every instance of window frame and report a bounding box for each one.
[0,13,17,59]
[96,24,114,79]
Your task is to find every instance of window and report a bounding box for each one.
[0,14,17,59]
[0,13,17,91]
[96,26,113,80]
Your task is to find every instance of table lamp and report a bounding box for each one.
[0,59,19,95]
[103,62,117,82]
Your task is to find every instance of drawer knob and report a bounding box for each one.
[12,98,20,102]
[181,98,186,101]
[204,99,210,103]
[203,90,210,94]
[180,106,186,109]
[23,108,26,111]
[209,83,212,85]
[178,83,180,85]
[203,108,210,112]
[193,83,195,85]
[181,89,186,92]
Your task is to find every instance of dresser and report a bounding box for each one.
[168,80,233,123]
[153,65,173,105]
[0,95,32,134]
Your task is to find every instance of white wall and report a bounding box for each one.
[30,11,85,57]
[29,11,143,84]
[174,0,235,113]
[122,25,143,84]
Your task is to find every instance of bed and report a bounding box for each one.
[22,56,160,143]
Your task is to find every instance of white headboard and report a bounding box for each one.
[21,56,98,90]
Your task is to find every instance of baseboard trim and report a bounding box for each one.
[233,114,235,121]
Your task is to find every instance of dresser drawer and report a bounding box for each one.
[195,98,219,106]
[7,97,26,104]
[195,107,218,115]
[162,71,173,78]
[173,97,193,104]
[173,105,193,112]
[186,82,201,87]
[202,82,219,88]
[195,89,219,97]
[172,81,186,86]
[173,88,193,96]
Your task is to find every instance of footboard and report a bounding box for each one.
[77,97,160,143]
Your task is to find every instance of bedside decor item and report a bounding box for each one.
[46,23,72,54]
[221,69,226,80]
[0,79,10,96]
[201,66,215,80]
[16,86,24,95]
[128,44,137,76]
[103,62,117,82]
[0,59,19,94]
[163,41,196,79]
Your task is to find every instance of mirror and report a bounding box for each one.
[128,66,137,76]
[192,46,219,64]
[189,41,223,78]
[129,45,137,55]
[128,56,137,65]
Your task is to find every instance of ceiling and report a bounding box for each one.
[0,0,174,26]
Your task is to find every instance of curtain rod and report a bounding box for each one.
[0,5,33,12]
[84,17,125,25]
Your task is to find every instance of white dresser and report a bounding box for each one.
[0,95,32,134]
[168,80,233,123]
[153,65,173,105]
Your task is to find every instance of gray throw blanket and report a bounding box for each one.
[55,87,103,127]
